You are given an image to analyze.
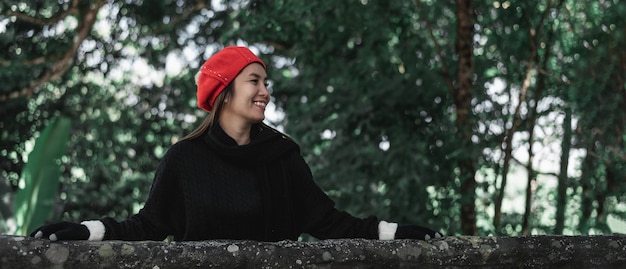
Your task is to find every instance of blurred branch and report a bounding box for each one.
[4,0,79,26]
[608,146,626,162]
[0,0,107,102]
[511,155,559,178]
[495,0,561,232]
[586,146,626,164]
[153,0,209,34]
[0,0,79,68]
[414,0,455,93]
[520,61,572,86]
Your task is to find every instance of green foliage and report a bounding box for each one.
[1,0,625,238]
[233,0,463,234]
[1,0,211,225]
[13,116,71,236]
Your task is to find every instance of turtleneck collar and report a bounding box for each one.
[203,122,299,166]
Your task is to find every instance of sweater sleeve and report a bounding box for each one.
[100,143,187,241]
[290,154,379,240]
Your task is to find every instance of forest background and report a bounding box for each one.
[1,0,625,238]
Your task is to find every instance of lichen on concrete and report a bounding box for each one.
[44,244,70,264]
[0,234,625,268]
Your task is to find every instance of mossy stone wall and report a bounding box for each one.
[1,235,625,268]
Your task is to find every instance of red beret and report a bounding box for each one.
[196,46,266,112]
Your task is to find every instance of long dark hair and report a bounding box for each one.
[181,84,233,141]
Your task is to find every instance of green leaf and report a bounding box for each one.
[13,116,71,236]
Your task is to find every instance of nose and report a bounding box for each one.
[259,83,270,98]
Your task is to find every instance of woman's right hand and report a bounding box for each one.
[395,224,444,240]
[30,221,90,241]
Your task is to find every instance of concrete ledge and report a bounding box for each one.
[1,235,625,268]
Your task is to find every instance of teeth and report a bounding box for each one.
[254,102,267,107]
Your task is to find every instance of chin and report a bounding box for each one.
[251,117,265,123]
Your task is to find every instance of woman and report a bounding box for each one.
[31,46,442,242]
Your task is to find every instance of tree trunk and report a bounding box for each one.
[578,143,595,234]
[493,66,531,233]
[555,107,572,234]
[455,0,477,236]
[521,5,558,234]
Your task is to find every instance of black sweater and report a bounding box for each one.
[100,123,379,241]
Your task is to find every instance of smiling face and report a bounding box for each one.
[219,63,270,126]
